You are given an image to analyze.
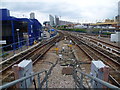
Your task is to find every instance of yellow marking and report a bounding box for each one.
[55,48,59,51]
[34,41,37,44]
[68,44,72,47]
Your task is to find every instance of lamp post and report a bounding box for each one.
[16,29,20,48]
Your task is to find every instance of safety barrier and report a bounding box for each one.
[0,70,48,89]
[0,36,42,60]
[0,61,120,89]
[73,70,120,89]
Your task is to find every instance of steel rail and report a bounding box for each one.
[76,70,120,89]
[1,33,63,83]
[70,34,120,87]
[0,37,56,73]
[82,34,120,51]
[74,35,120,69]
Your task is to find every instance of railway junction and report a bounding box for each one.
[0,30,120,89]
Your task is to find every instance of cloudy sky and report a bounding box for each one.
[0,0,120,24]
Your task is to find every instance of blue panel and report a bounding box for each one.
[30,19,42,40]
[11,21,16,50]
[0,9,10,19]
[1,9,43,50]
[18,18,35,46]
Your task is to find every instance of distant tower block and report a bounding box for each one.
[30,12,35,19]
[118,1,120,26]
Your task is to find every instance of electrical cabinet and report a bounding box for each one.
[90,60,109,88]
[13,59,33,88]
[111,32,120,42]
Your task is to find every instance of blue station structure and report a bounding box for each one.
[48,29,57,37]
[0,9,42,50]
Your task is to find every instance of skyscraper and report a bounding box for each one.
[55,15,59,26]
[30,12,35,19]
[118,1,120,26]
[49,15,54,26]
[118,1,120,15]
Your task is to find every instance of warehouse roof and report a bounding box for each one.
[90,22,118,25]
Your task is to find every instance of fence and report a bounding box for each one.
[73,70,120,89]
[0,70,48,89]
[0,36,42,60]
[1,69,120,89]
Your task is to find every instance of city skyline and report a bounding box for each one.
[1,0,120,24]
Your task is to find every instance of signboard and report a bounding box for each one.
[0,40,6,44]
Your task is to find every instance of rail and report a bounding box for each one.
[73,70,120,89]
[0,35,59,61]
[0,70,48,89]
[0,36,41,60]
[0,55,60,89]
[69,33,120,87]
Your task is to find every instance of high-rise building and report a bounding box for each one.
[118,1,120,26]
[118,1,120,15]
[30,12,35,19]
[55,15,59,26]
[49,15,54,26]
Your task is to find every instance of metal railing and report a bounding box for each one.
[73,70,120,89]
[0,70,48,89]
[1,64,119,89]
[0,35,58,61]
[0,36,42,60]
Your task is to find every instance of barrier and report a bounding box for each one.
[0,70,48,89]
[0,36,41,60]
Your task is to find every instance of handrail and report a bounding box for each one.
[0,70,47,89]
[0,35,57,59]
[0,36,39,49]
[76,70,120,89]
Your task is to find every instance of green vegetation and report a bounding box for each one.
[57,25,114,35]
[57,28,87,33]
[57,25,68,29]
[92,28,101,32]
[102,32,114,35]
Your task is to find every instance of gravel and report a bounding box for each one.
[32,40,91,88]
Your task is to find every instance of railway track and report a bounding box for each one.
[69,32,120,67]
[70,35,120,70]
[70,34,120,87]
[0,33,63,84]
[78,33,120,56]
[60,31,120,87]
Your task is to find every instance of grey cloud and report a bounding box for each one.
[1,2,82,18]
[1,1,118,22]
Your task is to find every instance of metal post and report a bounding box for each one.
[33,79,37,90]
[72,68,77,88]
[74,71,77,88]
[80,73,83,88]
[1,47,4,60]
[24,79,27,90]
[20,40,23,51]
[16,29,20,49]
[37,74,41,89]
[45,71,48,89]
[21,42,23,51]
[13,43,15,55]
[26,38,29,49]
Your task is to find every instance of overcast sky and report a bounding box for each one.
[0,0,120,24]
